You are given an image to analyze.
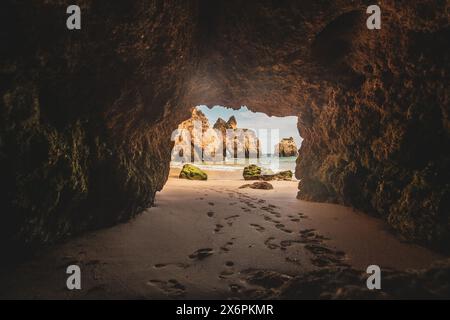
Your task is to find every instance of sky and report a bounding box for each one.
[196,105,303,154]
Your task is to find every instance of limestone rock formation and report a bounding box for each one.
[179,164,208,181]
[173,109,211,162]
[174,111,260,161]
[275,138,298,157]
[226,116,237,129]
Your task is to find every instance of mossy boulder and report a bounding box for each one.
[243,164,262,180]
[179,164,208,180]
[275,170,293,181]
[262,170,293,181]
[244,165,293,181]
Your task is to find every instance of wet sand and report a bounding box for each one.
[0,169,444,299]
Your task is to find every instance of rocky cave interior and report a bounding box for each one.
[1,0,449,271]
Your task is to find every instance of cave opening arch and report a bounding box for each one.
[168,105,303,185]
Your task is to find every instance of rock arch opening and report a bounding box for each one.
[169,106,302,182]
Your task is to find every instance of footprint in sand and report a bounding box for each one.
[219,269,234,279]
[297,212,309,219]
[264,237,279,250]
[299,228,316,238]
[298,229,330,244]
[147,279,186,298]
[214,224,224,233]
[261,206,281,217]
[241,269,292,290]
[229,284,242,293]
[219,261,236,279]
[309,246,348,267]
[275,223,293,233]
[285,257,302,266]
[225,215,240,226]
[294,230,348,267]
[305,244,335,255]
[188,248,214,260]
[208,202,215,206]
[207,211,214,217]
[250,224,265,232]
[280,240,302,248]
[220,239,235,253]
[153,262,189,269]
[263,215,280,223]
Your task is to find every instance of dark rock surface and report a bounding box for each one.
[1,0,449,253]
[188,0,450,249]
[275,258,450,299]
[0,1,199,254]
[239,182,274,190]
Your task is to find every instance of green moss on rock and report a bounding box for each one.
[179,164,208,180]
[262,170,293,181]
[243,164,262,180]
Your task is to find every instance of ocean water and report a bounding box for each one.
[171,155,297,173]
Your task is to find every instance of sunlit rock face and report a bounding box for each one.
[276,138,298,157]
[1,0,449,251]
[174,109,211,162]
[173,110,260,161]
[213,116,260,159]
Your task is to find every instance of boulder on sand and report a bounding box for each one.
[239,182,274,190]
[243,164,262,180]
[243,164,293,181]
[261,170,293,181]
[179,164,208,180]
[275,137,298,157]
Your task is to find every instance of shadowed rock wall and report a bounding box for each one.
[1,0,449,252]
[0,0,199,254]
[187,0,450,249]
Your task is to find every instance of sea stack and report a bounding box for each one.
[275,137,298,157]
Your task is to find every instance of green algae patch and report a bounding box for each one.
[179,164,208,181]
[243,164,262,180]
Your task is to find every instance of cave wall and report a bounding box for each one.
[1,0,449,252]
[186,0,450,248]
[0,0,199,253]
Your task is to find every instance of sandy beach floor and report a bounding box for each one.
[0,169,444,299]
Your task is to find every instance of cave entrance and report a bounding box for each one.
[170,105,302,180]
